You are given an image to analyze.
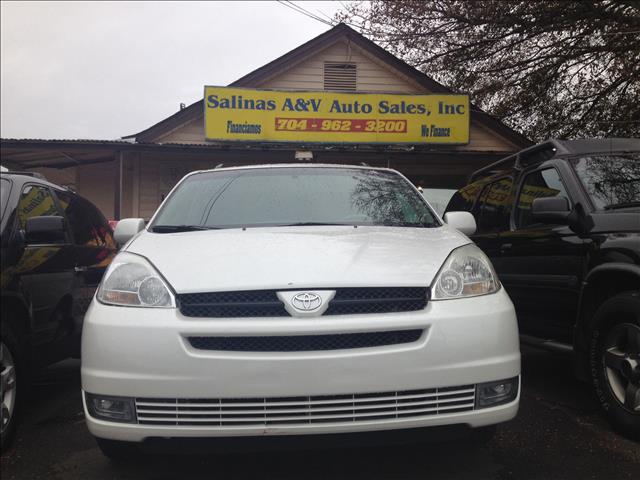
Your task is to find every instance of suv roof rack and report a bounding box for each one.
[468,138,640,183]
[469,141,558,183]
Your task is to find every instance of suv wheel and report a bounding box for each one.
[589,291,640,440]
[1,328,20,452]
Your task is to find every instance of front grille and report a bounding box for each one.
[324,287,428,315]
[178,290,288,318]
[187,329,423,352]
[178,287,428,318]
[135,385,476,427]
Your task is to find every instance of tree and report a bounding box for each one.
[336,1,640,141]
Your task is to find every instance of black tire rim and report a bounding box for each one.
[603,323,640,413]
[1,341,17,435]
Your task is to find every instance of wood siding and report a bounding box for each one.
[76,161,115,219]
[157,116,205,145]
[259,41,423,94]
[157,40,517,152]
[33,167,77,190]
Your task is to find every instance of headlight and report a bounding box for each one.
[97,252,175,307]
[432,244,500,300]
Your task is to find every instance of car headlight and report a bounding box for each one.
[97,251,175,307]
[431,244,500,300]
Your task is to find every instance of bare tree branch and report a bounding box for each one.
[337,0,640,140]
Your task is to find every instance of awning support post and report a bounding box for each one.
[114,151,123,220]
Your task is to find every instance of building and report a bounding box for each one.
[1,24,531,220]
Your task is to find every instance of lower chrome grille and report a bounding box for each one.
[187,330,423,352]
[135,385,476,427]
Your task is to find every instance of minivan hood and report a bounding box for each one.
[126,226,470,293]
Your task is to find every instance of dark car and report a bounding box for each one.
[0,171,116,450]
[445,138,640,438]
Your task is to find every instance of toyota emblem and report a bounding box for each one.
[292,292,322,311]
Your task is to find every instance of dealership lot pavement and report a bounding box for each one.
[1,347,638,480]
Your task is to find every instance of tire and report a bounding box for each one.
[1,326,20,452]
[589,291,640,440]
[95,437,140,461]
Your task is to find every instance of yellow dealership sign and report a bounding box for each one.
[204,86,469,144]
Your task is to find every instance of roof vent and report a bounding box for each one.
[324,62,357,92]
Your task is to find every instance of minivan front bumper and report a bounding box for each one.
[81,288,520,442]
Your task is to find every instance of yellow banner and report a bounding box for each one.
[204,87,469,144]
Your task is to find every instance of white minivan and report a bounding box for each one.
[81,164,520,459]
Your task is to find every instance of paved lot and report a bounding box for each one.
[1,347,638,480]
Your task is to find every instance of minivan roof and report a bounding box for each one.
[189,163,396,175]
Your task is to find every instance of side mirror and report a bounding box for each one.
[443,211,477,236]
[114,218,145,246]
[25,216,66,244]
[531,197,570,224]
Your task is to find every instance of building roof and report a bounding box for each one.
[127,23,531,148]
[1,24,532,173]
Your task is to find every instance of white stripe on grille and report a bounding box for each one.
[135,386,476,427]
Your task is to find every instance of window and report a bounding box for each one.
[474,177,514,233]
[1,178,11,220]
[570,154,640,210]
[445,182,485,214]
[56,191,113,247]
[324,63,357,91]
[152,167,439,230]
[515,168,570,228]
[16,185,59,230]
[422,188,456,217]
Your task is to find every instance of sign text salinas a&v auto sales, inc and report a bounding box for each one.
[204,86,469,144]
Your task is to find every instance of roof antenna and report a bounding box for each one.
[215,163,224,169]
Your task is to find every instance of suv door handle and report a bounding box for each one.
[500,243,513,253]
[74,266,88,273]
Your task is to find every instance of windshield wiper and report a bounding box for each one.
[274,222,352,227]
[604,201,640,210]
[151,225,216,233]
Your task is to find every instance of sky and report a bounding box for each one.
[0,1,345,140]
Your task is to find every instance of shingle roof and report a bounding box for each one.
[127,23,531,148]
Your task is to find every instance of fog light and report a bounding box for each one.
[476,377,519,408]
[85,393,136,423]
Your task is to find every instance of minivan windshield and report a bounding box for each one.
[151,167,439,231]
[0,178,10,216]
[570,154,640,210]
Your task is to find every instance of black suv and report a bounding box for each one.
[0,171,116,449]
[445,138,639,438]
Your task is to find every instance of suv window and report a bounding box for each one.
[56,190,113,246]
[515,168,570,228]
[474,177,513,234]
[570,154,640,210]
[445,183,483,214]
[16,184,60,230]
